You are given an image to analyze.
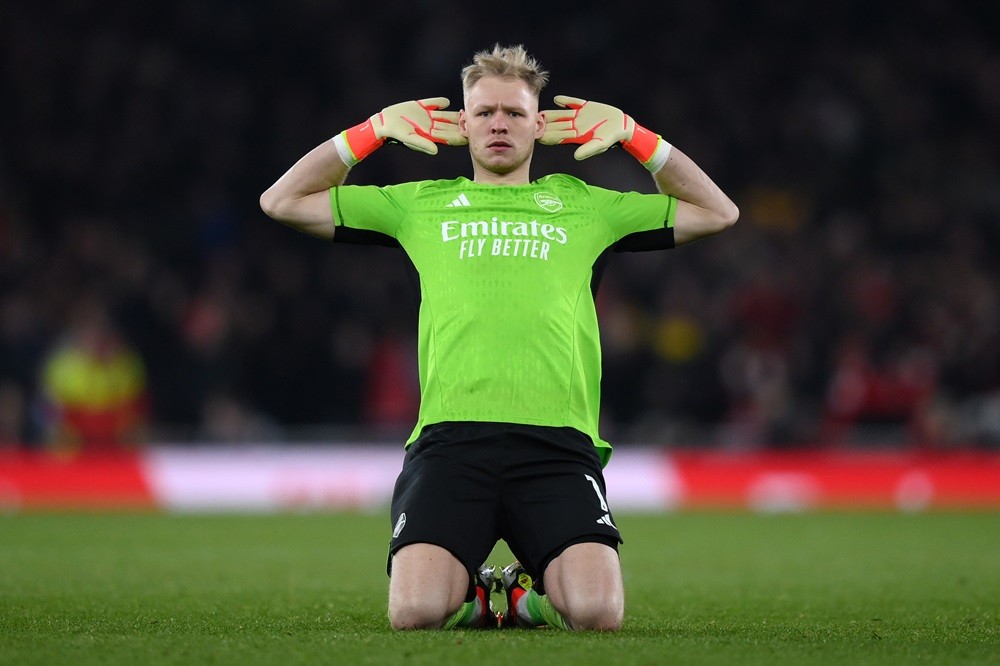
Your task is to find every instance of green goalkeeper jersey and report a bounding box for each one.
[330,174,676,465]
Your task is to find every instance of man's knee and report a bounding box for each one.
[388,597,450,630]
[543,541,624,631]
[562,596,624,631]
[387,543,470,630]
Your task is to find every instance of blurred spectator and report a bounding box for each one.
[821,335,938,447]
[0,380,29,447]
[198,390,280,443]
[37,297,150,453]
[363,329,420,435]
[1,1,998,448]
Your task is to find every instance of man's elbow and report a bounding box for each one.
[675,202,739,246]
[719,201,739,231]
[259,188,288,221]
[703,201,739,236]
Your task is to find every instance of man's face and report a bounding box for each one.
[460,76,545,181]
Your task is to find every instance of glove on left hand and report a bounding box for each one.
[540,95,671,171]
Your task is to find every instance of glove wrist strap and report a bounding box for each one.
[334,118,385,167]
[623,121,672,172]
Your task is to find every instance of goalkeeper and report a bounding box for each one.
[260,44,738,631]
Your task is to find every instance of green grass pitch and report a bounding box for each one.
[1,511,997,665]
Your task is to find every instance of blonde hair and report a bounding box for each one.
[461,44,549,98]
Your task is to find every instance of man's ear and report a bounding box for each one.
[534,111,546,139]
[458,109,469,137]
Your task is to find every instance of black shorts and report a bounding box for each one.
[387,422,623,595]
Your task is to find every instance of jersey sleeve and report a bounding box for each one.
[329,182,418,239]
[586,184,677,243]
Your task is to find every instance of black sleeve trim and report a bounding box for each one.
[331,227,401,248]
[612,225,675,253]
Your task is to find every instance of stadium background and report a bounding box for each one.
[1,1,999,509]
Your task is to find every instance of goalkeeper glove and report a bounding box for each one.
[332,97,466,167]
[540,95,672,172]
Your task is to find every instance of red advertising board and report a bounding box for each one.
[1,447,998,511]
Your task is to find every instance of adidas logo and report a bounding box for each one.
[446,193,472,207]
[596,513,618,530]
[392,513,407,539]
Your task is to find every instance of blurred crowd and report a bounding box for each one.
[1,0,999,450]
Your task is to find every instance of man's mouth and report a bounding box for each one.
[487,140,512,149]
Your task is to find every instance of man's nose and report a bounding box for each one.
[490,115,508,132]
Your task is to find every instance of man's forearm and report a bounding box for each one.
[259,139,348,240]
[538,95,738,245]
[261,97,462,240]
